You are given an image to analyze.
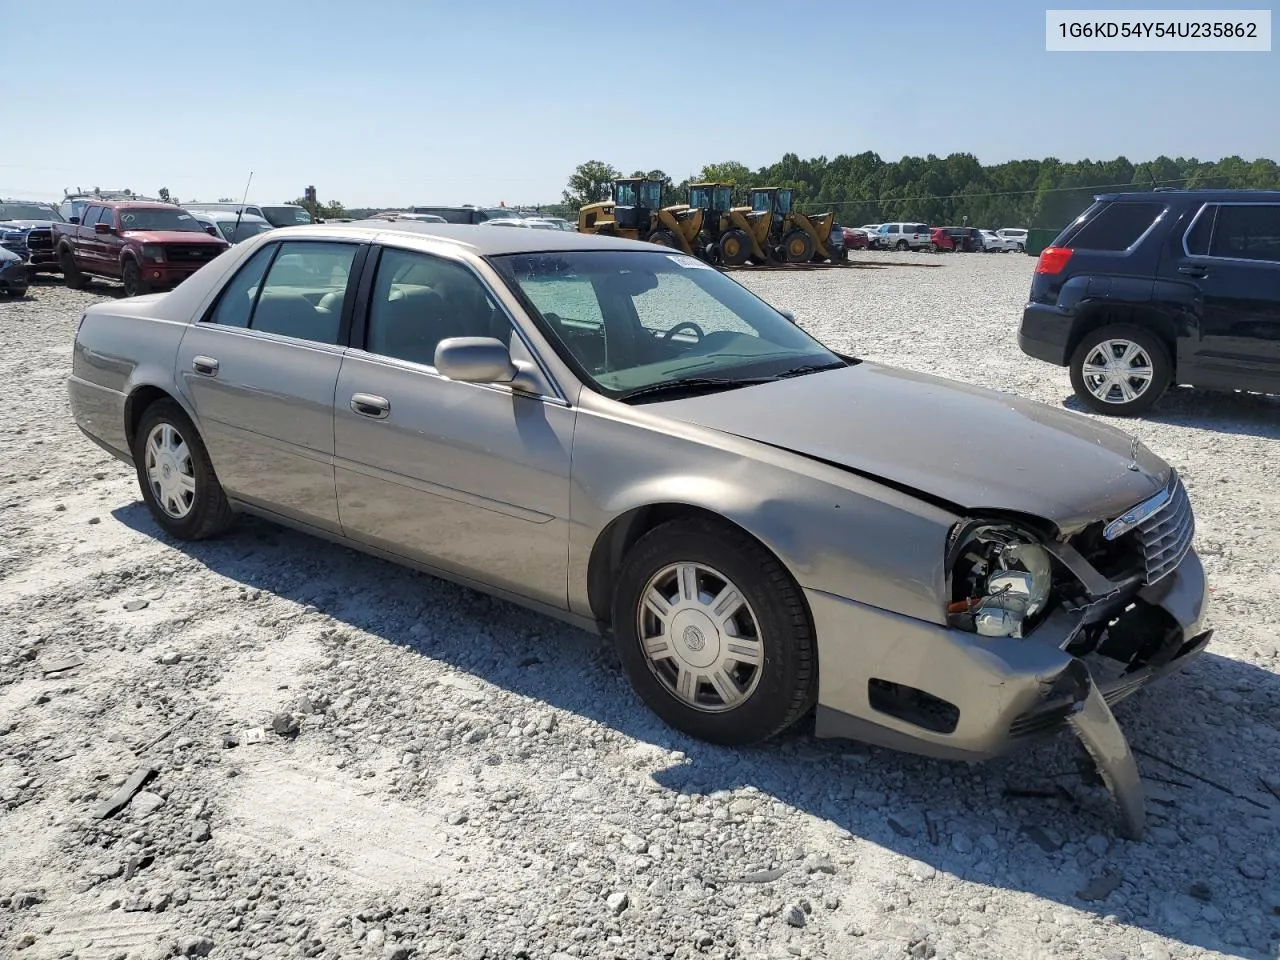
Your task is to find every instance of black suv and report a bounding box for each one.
[1019,190,1280,415]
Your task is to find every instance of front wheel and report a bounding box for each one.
[121,259,150,297]
[719,229,752,266]
[647,229,679,249]
[1069,325,1173,416]
[782,229,815,264]
[132,399,236,539]
[611,518,816,746]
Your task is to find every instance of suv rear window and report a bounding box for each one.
[1067,201,1164,251]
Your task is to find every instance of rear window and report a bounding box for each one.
[1066,201,1164,251]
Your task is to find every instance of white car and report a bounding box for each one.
[481,218,560,230]
[997,228,1028,252]
[858,224,883,249]
[979,230,1016,253]
[876,222,933,252]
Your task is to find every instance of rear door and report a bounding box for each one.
[1170,202,1280,391]
[175,239,366,533]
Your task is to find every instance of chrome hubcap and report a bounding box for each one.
[637,562,763,713]
[1081,339,1154,405]
[145,422,196,519]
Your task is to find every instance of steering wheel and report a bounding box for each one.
[663,321,705,343]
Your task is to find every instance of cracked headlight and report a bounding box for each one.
[947,522,1053,638]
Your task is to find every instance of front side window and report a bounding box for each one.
[364,248,507,366]
[638,182,662,209]
[249,242,358,344]
[493,250,842,400]
[1209,204,1280,263]
[614,183,637,207]
[81,207,103,227]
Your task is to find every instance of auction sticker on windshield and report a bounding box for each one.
[666,254,713,270]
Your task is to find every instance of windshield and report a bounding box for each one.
[688,187,710,209]
[614,182,638,207]
[118,208,207,232]
[492,250,842,399]
[638,182,662,209]
[260,205,313,227]
[0,203,64,222]
[750,192,771,213]
[224,220,274,243]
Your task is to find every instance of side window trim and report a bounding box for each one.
[1182,203,1217,259]
[354,243,566,403]
[1187,201,1280,265]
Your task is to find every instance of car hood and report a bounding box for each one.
[120,231,227,245]
[649,363,1169,530]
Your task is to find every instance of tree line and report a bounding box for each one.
[556,153,1280,229]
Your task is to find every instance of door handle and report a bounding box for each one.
[192,356,219,376]
[1178,265,1207,277]
[350,393,390,419]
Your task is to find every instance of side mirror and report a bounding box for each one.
[779,309,797,324]
[69,216,81,225]
[205,225,218,236]
[434,337,540,393]
[94,222,112,235]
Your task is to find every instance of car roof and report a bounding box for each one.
[193,210,271,222]
[1095,189,1280,202]
[272,221,649,255]
[93,201,180,210]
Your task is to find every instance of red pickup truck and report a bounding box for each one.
[53,201,229,297]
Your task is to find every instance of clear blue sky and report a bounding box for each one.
[3,1,1276,207]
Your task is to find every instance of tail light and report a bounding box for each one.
[1035,246,1073,275]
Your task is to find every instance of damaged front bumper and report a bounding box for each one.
[809,549,1210,838]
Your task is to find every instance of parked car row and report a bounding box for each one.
[845,222,1030,253]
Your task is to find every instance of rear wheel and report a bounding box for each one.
[132,399,235,540]
[648,229,679,249]
[782,230,815,263]
[611,518,815,746]
[719,229,752,266]
[1069,325,1173,416]
[61,249,87,289]
[121,259,150,298]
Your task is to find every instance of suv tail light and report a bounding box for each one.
[1035,246,1073,275]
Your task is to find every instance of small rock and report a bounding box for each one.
[88,517,101,525]
[12,890,44,910]
[1076,870,1123,902]
[158,650,182,665]
[14,932,37,949]
[729,797,757,816]
[691,929,713,948]
[742,867,786,883]
[1238,857,1266,880]
[805,855,837,875]
[178,935,214,957]
[619,833,648,854]
[783,903,807,928]
[1085,835,1109,856]
[271,713,300,738]
[606,891,629,915]
[191,821,211,843]
[366,928,386,949]
[446,811,468,826]
[951,833,973,854]
[382,947,411,960]
[54,503,67,512]
[130,791,165,816]
[221,733,239,749]
[123,599,150,612]
[907,860,936,881]
[91,861,124,880]
[1188,881,1212,902]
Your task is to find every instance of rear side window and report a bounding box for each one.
[250,242,359,344]
[1067,201,1164,251]
[1210,204,1280,263]
[207,244,277,328]
[1184,205,1216,256]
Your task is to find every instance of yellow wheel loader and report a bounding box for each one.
[577,179,702,256]
[686,182,771,266]
[748,188,843,263]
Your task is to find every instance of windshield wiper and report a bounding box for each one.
[617,361,847,404]
[616,376,779,403]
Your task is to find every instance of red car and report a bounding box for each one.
[840,226,870,250]
[930,227,955,252]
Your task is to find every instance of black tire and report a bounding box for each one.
[647,229,679,249]
[610,518,816,746]
[1016,243,1025,253]
[121,259,150,298]
[61,249,88,289]
[781,229,815,264]
[718,229,752,266]
[895,239,909,251]
[132,399,235,540]
[1068,324,1173,417]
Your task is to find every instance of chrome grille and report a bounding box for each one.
[26,228,53,251]
[165,244,222,263]
[1106,472,1194,585]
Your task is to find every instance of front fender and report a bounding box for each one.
[567,402,960,625]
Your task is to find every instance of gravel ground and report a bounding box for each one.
[2,253,1278,960]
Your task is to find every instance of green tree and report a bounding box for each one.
[563,161,621,210]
